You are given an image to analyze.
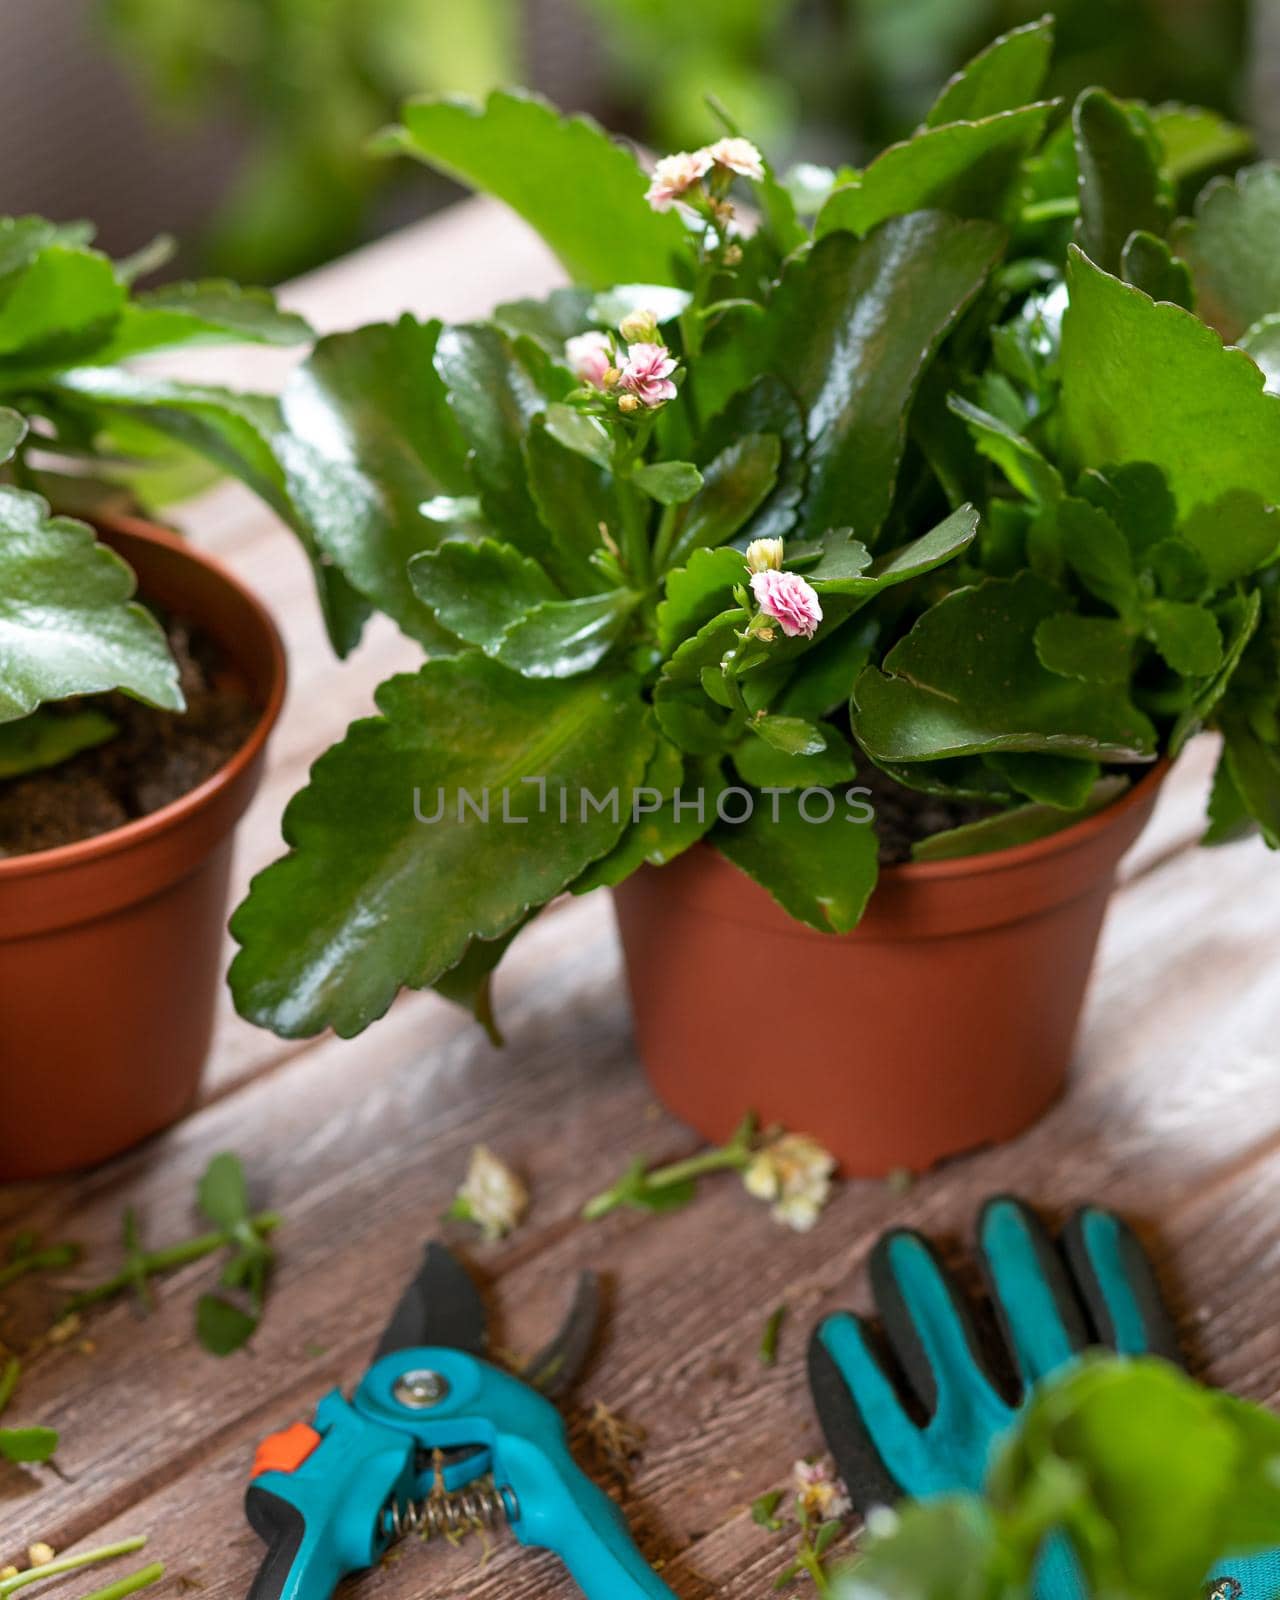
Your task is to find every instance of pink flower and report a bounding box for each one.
[706,137,765,181]
[619,342,678,407]
[645,149,712,212]
[750,569,823,639]
[565,330,613,389]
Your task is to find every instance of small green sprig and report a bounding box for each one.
[582,1113,758,1220]
[0,1541,151,1599]
[68,1153,279,1357]
[0,1234,81,1292]
[0,1356,57,1466]
[759,1305,787,1368]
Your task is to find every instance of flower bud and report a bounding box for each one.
[745,537,784,573]
[602,366,621,388]
[617,393,641,414]
[618,308,660,344]
[722,242,743,267]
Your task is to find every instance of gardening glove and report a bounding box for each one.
[809,1197,1280,1600]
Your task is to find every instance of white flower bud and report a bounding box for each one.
[745,537,785,573]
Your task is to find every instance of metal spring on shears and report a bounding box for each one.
[384,1479,514,1542]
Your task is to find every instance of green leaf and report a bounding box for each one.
[276,318,472,647]
[0,245,123,363]
[774,617,880,721]
[734,729,856,790]
[524,418,619,593]
[1060,246,1280,519]
[493,287,593,354]
[0,406,25,464]
[1034,612,1133,684]
[1120,231,1193,309]
[196,1152,252,1232]
[0,216,94,282]
[1202,746,1254,846]
[713,787,880,934]
[852,574,1157,764]
[1180,489,1280,587]
[1169,590,1261,754]
[1171,162,1280,341]
[695,376,807,547]
[925,17,1054,128]
[836,1499,1000,1599]
[0,1426,59,1464]
[195,1294,258,1357]
[229,658,653,1037]
[984,751,1103,809]
[433,922,528,1046]
[751,1490,785,1530]
[948,395,1063,505]
[94,280,310,360]
[667,434,780,567]
[653,612,741,754]
[914,776,1129,861]
[1057,496,1138,612]
[1238,312,1280,396]
[590,284,691,328]
[752,715,827,757]
[0,488,183,721]
[813,505,980,603]
[657,547,747,654]
[1144,599,1223,676]
[0,708,117,777]
[770,218,1005,542]
[492,591,638,678]
[542,402,613,468]
[1222,717,1280,848]
[1152,104,1254,185]
[1073,89,1171,276]
[377,90,684,288]
[409,538,558,650]
[816,105,1053,237]
[633,460,703,506]
[801,530,873,584]
[1076,462,1176,557]
[573,741,725,890]
[434,325,550,546]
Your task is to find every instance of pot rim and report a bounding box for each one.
[873,755,1170,883]
[0,513,286,883]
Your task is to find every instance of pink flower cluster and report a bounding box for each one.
[619,342,678,406]
[645,137,766,212]
[750,568,823,639]
[564,330,613,389]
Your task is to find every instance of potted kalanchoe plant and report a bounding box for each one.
[0,219,309,1178]
[173,17,1278,1173]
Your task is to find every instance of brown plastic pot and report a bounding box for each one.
[0,516,285,1180]
[612,763,1166,1176]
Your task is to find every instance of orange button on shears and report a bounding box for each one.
[252,1421,323,1478]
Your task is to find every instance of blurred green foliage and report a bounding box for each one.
[100,0,1251,281]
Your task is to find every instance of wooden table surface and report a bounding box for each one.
[2,198,1278,1598]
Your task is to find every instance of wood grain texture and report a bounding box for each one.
[0,200,1276,1596]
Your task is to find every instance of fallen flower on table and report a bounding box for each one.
[446,1146,528,1241]
[752,1459,851,1594]
[583,1115,838,1230]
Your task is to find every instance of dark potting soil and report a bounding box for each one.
[858,762,995,866]
[0,620,258,858]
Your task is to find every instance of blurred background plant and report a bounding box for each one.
[0,0,1269,283]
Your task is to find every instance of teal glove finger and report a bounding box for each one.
[1204,1549,1280,1600]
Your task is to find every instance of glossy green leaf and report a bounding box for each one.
[1060,247,1280,519]
[409,538,558,650]
[492,590,638,678]
[434,322,556,570]
[524,419,619,593]
[985,751,1102,808]
[836,1499,1000,1600]
[0,1426,59,1464]
[1073,89,1171,276]
[695,376,807,547]
[590,284,691,327]
[433,921,528,1045]
[948,397,1063,505]
[713,787,880,934]
[657,546,747,654]
[493,287,593,353]
[852,574,1157,763]
[0,406,25,463]
[197,1152,251,1232]
[0,707,117,777]
[1076,463,1176,557]
[653,611,741,754]
[1180,489,1280,587]
[633,460,703,506]
[914,776,1128,860]
[0,215,94,282]
[814,505,980,602]
[573,740,725,890]
[733,728,856,790]
[925,17,1054,127]
[377,90,684,288]
[196,1294,259,1357]
[1221,717,1280,848]
[94,280,310,360]
[816,105,1052,237]
[0,245,123,363]
[773,617,880,721]
[1120,231,1193,308]
[1152,104,1254,184]
[1202,746,1254,846]
[229,657,653,1037]
[1144,599,1223,676]
[277,318,472,647]
[542,402,613,468]
[1057,496,1138,612]
[666,434,780,567]
[1238,312,1280,396]
[1169,590,1261,754]
[752,714,827,756]
[1034,612,1133,683]
[1171,162,1280,340]
[0,488,182,722]
[802,529,873,584]
[770,218,1005,542]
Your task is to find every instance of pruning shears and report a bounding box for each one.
[244,1243,676,1600]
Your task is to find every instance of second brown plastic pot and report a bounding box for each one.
[0,516,285,1180]
[612,765,1166,1176]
